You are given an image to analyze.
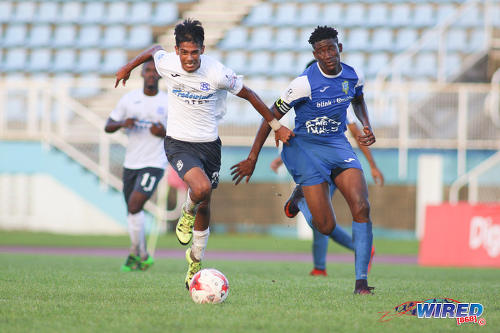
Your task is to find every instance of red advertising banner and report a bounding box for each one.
[419,203,500,267]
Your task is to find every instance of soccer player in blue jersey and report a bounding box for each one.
[231,26,376,294]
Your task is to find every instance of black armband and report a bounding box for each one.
[274,98,291,115]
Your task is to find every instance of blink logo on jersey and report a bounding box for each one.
[417,302,486,326]
[316,96,353,108]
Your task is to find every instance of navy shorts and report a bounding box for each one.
[281,133,362,186]
[164,136,221,189]
[123,167,164,204]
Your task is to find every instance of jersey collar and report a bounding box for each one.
[316,62,343,78]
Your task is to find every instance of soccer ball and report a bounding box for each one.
[189,268,229,304]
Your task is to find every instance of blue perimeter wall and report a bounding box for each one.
[1,141,498,238]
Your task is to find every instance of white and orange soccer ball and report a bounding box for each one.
[189,268,229,304]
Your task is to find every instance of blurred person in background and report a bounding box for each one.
[115,19,294,288]
[105,60,167,271]
[231,26,377,294]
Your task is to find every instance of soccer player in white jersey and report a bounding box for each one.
[115,19,294,288]
[231,26,377,294]
[105,60,167,271]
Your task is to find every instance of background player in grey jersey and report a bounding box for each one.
[105,60,167,271]
[115,19,294,288]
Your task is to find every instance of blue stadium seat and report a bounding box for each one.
[129,3,152,25]
[224,51,247,75]
[60,2,82,24]
[412,4,435,27]
[76,49,101,73]
[105,2,128,25]
[446,29,467,52]
[36,2,58,24]
[52,49,76,72]
[394,28,418,52]
[27,49,52,72]
[27,25,52,48]
[3,24,27,47]
[218,27,248,50]
[366,52,389,78]
[297,28,313,50]
[12,1,36,23]
[344,3,366,27]
[52,25,76,48]
[71,75,101,99]
[127,26,152,50]
[101,50,127,75]
[436,4,455,24]
[81,2,105,24]
[343,52,365,74]
[415,53,437,79]
[274,28,297,51]
[0,2,13,23]
[274,3,298,26]
[77,26,101,49]
[295,52,314,74]
[468,28,486,50]
[492,5,500,27]
[297,3,320,26]
[366,3,388,27]
[248,52,272,75]
[4,48,27,72]
[422,33,439,51]
[270,52,296,76]
[371,28,393,51]
[101,26,126,49]
[248,27,274,50]
[457,3,482,27]
[320,4,343,26]
[390,4,411,27]
[151,2,178,26]
[346,28,369,51]
[244,3,273,27]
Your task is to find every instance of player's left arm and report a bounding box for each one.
[351,94,375,146]
[236,86,294,146]
[347,123,384,186]
[115,45,164,87]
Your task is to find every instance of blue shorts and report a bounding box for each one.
[281,133,362,186]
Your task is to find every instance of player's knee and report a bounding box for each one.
[127,202,143,214]
[314,219,336,235]
[352,199,370,220]
[190,182,212,201]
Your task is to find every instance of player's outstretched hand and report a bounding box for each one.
[274,126,295,147]
[371,167,385,186]
[115,66,131,88]
[270,156,283,173]
[150,122,166,137]
[357,126,376,146]
[230,158,257,185]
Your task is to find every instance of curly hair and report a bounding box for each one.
[174,18,204,47]
[308,26,339,46]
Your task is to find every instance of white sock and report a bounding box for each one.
[127,211,146,258]
[191,228,210,262]
[183,189,198,215]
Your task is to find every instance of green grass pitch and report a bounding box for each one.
[1,232,499,332]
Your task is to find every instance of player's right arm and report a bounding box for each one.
[104,118,135,133]
[115,45,164,87]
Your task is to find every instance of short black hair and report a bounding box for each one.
[174,18,204,47]
[308,26,339,47]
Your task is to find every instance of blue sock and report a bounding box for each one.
[330,225,354,251]
[352,221,373,280]
[312,228,328,270]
